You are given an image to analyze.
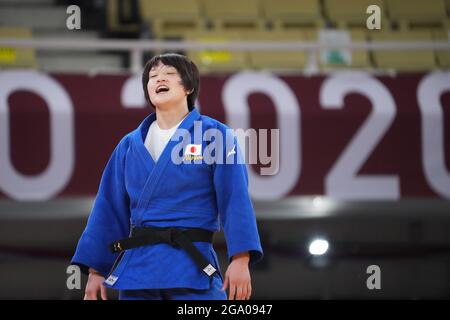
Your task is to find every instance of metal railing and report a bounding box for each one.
[1,38,449,72]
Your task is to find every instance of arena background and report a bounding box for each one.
[0,0,450,299]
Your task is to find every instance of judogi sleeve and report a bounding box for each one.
[213,133,263,265]
[71,138,131,277]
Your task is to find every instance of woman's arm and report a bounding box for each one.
[84,268,108,300]
[222,252,252,300]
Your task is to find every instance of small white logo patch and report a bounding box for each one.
[203,264,217,276]
[105,275,118,286]
[227,145,236,158]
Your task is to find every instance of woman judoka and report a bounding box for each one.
[71,53,263,300]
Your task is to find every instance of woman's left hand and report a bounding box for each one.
[221,252,251,300]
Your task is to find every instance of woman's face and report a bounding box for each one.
[147,61,189,108]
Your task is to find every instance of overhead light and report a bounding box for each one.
[308,238,329,256]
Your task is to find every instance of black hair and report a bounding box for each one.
[142,53,199,111]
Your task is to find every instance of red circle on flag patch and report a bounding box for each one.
[190,146,196,153]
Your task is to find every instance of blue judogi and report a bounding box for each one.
[71,108,263,293]
[118,275,227,300]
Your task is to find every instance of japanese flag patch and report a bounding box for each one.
[184,144,203,161]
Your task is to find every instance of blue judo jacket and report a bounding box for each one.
[71,108,263,290]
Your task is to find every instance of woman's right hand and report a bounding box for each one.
[84,268,108,300]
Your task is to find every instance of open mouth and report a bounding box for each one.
[156,85,169,94]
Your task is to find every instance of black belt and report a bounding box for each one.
[109,226,217,277]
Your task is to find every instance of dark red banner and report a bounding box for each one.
[0,71,449,200]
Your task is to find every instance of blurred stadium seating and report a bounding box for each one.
[262,0,325,31]
[387,0,449,31]
[244,30,312,71]
[139,0,205,38]
[202,0,265,32]
[0,0,448,72]
[433,28,450,67]
[107,0,140,34]
[184,30,248,72]
[370,30,438,71]
[0,27,37,68]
